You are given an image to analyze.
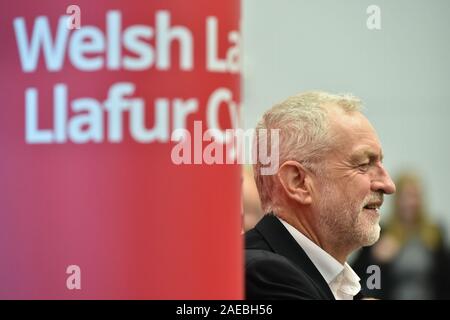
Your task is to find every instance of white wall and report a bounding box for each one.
[242,0,450,241]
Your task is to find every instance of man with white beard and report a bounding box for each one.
[245,91,396,300]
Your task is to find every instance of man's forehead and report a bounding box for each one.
[327,106,368,134]
[328,105,378,134]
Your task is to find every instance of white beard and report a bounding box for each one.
[317,181,382,248]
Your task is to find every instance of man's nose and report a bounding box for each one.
[372,165,396,195]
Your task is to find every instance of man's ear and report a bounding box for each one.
[277,161,312,205]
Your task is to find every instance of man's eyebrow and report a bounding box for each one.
[350,149,384,162]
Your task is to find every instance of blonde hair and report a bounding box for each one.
[253,91,362,212]
[385,172,442,250]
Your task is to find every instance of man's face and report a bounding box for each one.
[312,106,396,248]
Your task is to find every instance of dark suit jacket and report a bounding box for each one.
[245,214,364,300]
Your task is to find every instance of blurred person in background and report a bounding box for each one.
[353,172,450,299]
[242,166,264,232]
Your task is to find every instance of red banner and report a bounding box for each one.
[0,0,242,299]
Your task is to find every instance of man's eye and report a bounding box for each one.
[358,163,370,171]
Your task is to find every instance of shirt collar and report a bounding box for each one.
[278,217,359,285]
[332,263,361,297]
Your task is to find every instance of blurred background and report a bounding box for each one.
[241,0,450,299]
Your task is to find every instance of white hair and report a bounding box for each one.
[253,91,362,213]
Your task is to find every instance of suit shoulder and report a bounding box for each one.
[245,249,323,300]
[246,249,282,266]
[245,228,271,250]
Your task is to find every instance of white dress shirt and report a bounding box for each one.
[278,217,361,300]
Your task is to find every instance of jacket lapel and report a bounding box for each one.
[255,214,336,300]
